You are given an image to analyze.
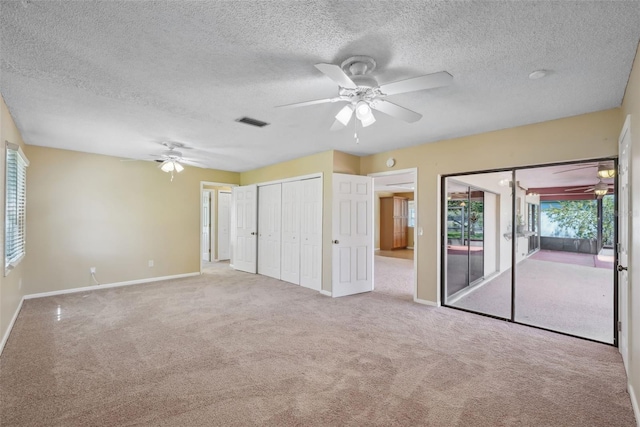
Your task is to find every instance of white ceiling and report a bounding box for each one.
[1,1,639,172]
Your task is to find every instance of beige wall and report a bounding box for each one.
[0,95,28,344]
[333,150,360,175]
[361,108,621,303]
[24,146,239,295]
[240,150,334,292]
[621,41,640,420]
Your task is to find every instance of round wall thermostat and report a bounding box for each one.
[386,157,395,168]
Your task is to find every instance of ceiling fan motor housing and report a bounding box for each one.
[162,149,182,160]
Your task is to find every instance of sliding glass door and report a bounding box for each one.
[442,160,615,344]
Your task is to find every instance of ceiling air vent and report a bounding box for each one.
[235,117,270,128]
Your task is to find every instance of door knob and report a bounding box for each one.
[250,232,256,236]
[332,240,339,244]
[617,265,628,272]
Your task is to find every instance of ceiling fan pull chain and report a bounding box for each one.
[354,116,359,144]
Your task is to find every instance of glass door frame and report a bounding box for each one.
[440,157,619,346]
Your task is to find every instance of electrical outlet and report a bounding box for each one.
[90,267,96,274]
[148,260,154,267]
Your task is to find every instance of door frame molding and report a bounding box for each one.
[618,114,632,368]
[200,181,238,274]
[368,168,419,303]
[254,172,323,187]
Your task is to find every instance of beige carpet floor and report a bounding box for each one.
[374,255,414,301]
[453,258,613,343]
[1,263,634,426]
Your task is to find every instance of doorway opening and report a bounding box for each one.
[441,159,617,344]
[369,169,417,302]
[200,181,237,274]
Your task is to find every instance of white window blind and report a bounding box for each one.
[5,142,28,273]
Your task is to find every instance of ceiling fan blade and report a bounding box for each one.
[276,97,341,109]
[181,159,205,167]
[371,100,422,123]
[378,71,453,96]
[314,63,357,89]
[330,120,346,131]
[564,186,594,191]
[584,188,595,193]
[552,165,596,174]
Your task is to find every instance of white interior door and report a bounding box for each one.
[281,180,301,285]
[231,185,257,273]
[332,173,374,297]
[202,191,211,261]
[300,177,323,291]
[217,191,231,261]
[258,184,282,279]
[618,116,631,371]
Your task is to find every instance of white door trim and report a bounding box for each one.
[255,173,323,187]
[200,181,238,274]
[618,114,631,371]
[368,168,419,303]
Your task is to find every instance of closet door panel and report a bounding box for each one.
[300,178,322,291]
[258,184,282,279]
[281,181,302,285]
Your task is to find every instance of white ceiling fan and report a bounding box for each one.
[277,56,453,133]
[152,142,200,181]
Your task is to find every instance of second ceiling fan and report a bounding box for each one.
[277,56,453,131]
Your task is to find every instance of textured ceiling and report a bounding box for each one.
[1,1,639,172]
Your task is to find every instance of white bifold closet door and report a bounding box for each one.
[281,181,301,284]
[300,178,322,291]
[258,183,282,279]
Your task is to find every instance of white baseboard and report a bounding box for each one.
[0,297,24,356]
[319,289,332,297]
[629,381,640,427]
[375,248,380,251]
[24,272,200,300]
[414,297,439,307]
[407,246,414,250]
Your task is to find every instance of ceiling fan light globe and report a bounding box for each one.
[355,101,371,120]
[335,105,354,126]
[160,161,175,172]
[597,164,615,178]
[360,113,376,127]
[594,188,608,196]
[174,162,184,173]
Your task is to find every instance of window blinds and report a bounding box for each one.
[5,143,28,272]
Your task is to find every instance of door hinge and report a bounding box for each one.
[618,321,622,332]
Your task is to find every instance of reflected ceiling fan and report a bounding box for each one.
[277,56,453,137]
[564,178,614,197]
[553,161,616,178]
